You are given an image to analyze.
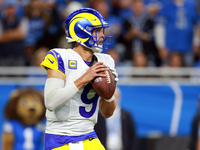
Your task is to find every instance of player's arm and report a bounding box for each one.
[44,61,108,111]
[44,69,78,111]
[99,97,116,118]
[41,50,79,111]
[47,69,65,80]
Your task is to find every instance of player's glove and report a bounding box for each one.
[109,68,118,83]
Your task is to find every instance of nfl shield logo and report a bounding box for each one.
[94,77,102,83]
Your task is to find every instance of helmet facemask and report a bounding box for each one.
[86,25,113,53]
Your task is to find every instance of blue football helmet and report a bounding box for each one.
[65,8,113,53]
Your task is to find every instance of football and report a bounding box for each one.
[91,69,116,99]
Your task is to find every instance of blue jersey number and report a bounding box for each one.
[79,83,99,118]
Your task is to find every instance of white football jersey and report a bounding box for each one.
[41,48,115,136]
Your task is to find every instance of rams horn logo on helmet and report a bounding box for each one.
[65,8,113,53]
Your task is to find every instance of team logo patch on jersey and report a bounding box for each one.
[47,58,54,64]
[94,77,102,83]
[68,60,77,69]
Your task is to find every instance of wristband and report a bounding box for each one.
[104,95,115,102]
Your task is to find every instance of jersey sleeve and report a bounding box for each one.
[40,50,65,77]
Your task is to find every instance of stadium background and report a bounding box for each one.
[1,0,200,149]
[0,67,200,150]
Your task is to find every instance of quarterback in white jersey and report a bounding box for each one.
[40,8,118,150]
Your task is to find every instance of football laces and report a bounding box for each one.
[105,71,111,84]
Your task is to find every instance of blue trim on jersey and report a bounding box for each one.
[52,50,65,74]
[46,50,65,74]
[47,51,56,58]
[44,131,98,150]
[84,60,91,66]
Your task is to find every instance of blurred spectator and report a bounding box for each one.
[0,0,4,17]
[55,0,88,33]
[95,86,138,150]
[144,0,172,7]
[110,0,132,19]
[133,52,148,67]
[197,125,200,150]
[89,0,123,53]
[168,51,183,67]
[41,0,56,9]
[154,0,199,67]
[55,0,68,18]
[15,0,30,18]
[118,0,160,66]
[107,48,121,66]
[60,1,83,20]
[192,0,200,14]
[73,0,89,7]
[24,0,48,49]
[40,0,64,49]
[57,1,83,49]
[0,0,28,19]
[30,46,49,66]
[144,0,162,17]
[144,0,172,16]
[27,46,48,77]
[25,0,62,51]
[24,38,37,66]
[188,96,200,150]
[23,0,48,65]
[0,0,29,66]
[194,56,200,68]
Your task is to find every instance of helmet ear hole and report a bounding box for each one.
[89,40,95,46]
[86,26,93,32]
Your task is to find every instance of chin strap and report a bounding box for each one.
[66,36,102,53]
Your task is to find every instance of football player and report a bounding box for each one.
[40,8,118,150]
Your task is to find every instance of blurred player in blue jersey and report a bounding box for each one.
[40,8,118,150]
[154,0,199,67]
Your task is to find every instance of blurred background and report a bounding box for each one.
[1,0,200,149]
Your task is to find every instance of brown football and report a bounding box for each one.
[91,69,116,99]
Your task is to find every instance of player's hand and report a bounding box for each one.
[109,68,118,83]
[82,62,108,84]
